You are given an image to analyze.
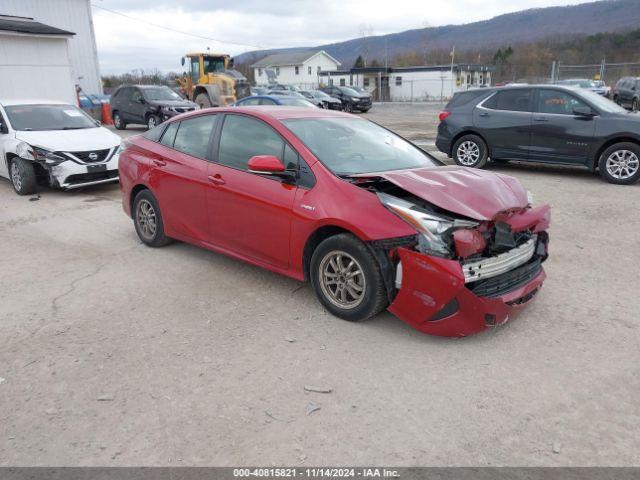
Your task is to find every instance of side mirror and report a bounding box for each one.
[0,121,7,134]
[138,97,146,104]
[248,155,286,174]
[573,106,596,117]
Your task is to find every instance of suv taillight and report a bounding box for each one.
[438,111,451,122]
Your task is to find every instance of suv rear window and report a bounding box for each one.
[446,90,488,109]
[482,89,532,112]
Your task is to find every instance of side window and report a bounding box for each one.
[160,121,179,147]
[537,90,588,115]
[218,115,284,171]
[131,89,142,103]
[172,115,217,159]
[483,89,532,112]
[143,123,166,142]
[283,144,299,169]
[259,98,276,105]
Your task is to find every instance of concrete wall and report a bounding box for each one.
[1,0,102,94]
[0,33,76,103]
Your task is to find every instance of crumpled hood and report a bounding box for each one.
[367,166,529,220]
[15,127,121,152]
[149,99,196,108]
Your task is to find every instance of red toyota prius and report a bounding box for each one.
[119,107,550,337]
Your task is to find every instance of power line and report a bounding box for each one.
[90,3,266,49]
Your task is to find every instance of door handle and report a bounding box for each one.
[208,174,226,186]
[533,117,549,122]
[479,112,490,117]
[152,159,166,167]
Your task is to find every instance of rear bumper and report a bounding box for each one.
[388,235,548,337]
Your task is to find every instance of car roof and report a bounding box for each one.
[184,105,353,121]
[0,99,76,106]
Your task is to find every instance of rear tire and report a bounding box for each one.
[113,112,126,130]
[133,190,173,247]
[452,134,489,168]
[598,142,640,185]
[310,233,388,322]
[195,93,213,109]
[9,158,37,195]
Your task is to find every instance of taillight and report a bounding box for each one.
[438,111,451,122]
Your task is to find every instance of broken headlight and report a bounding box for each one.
[16,142,66,165]
[377,192,478,258]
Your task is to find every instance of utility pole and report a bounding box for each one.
[450,46,455,99]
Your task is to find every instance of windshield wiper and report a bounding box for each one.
[62,126,89,130]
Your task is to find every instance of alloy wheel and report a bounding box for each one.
[605,150,639,180]
[318,250,366,309]
[114,114,121,128]
[10,162,22,191]
[147,116,157,129]
[456,141,480,166]
[136,199,157,240]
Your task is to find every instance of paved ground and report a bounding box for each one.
[1,103,639,466]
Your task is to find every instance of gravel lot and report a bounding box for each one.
[1,103,639,466]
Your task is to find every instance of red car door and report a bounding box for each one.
[149,115,217,241]
[205,114,298,268]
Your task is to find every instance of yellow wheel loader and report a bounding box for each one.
[177,53,250,107]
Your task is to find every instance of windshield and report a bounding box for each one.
[5,104,97,131]
[203,56,225,73]
[339,87,360,96]
[581,90,627,113]
[283,117,438,175]
[143,87,183,101]
[311,91,331,100]
[560,80,596,88]
[278,98,316,107]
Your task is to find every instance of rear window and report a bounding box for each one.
[482,89,533,112]
[446,90,488,109]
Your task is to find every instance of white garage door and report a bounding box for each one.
[0,34,76,104]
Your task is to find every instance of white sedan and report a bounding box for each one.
[0,99,122,195]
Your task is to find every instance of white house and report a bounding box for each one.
[1,0,102,94]
[0,15,77,103]
[320,64,494,102]
[252,50,340,89]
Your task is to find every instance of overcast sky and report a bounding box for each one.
[92,0,588,74]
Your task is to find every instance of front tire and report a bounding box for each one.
[632,99,639,113]
[452,134,489,168]
[113,112,126,130]
[598,142,640,185]
[9,158,37,195]
[133,190,172,247]
[146,114,161,129]
[310,233,388,322]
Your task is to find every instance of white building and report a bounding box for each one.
[0,15,77,103]
[252,50,340,89]
[1,0,102,94]
[320,64,494,102]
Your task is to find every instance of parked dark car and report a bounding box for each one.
[266,90,324,107]
[300,90,343,110]
[110,85,198,130]
[436,85,640,185]
[612,77,640,111]
[320,86,372,112]
[233,95,316,108]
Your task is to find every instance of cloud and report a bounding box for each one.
[92,0,588,74]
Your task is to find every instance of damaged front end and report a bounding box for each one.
[357,176,550,337]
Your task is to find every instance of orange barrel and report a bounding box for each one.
[102,102,113,125]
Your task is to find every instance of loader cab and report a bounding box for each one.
[182,53,230,84]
